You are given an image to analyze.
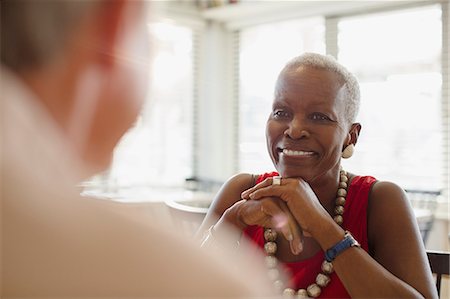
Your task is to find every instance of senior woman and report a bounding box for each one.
[198,53,437,298]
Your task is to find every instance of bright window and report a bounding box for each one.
[338,5,442,191]
[104,22,194,192]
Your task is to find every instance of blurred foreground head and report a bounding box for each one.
[1,0,151,175]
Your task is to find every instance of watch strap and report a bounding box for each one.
[325,231,360,262]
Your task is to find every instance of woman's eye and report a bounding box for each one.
[311,113,332,121]
[273,110,290,119]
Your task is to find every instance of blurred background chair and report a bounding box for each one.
[406,189,440,245]
[427,250,450,297]
[165,193,211,236]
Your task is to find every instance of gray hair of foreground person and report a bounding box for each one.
[1,1,102,71]
[280,53,361,123]
[1,0,151,174]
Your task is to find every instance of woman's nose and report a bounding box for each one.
[284,117,310,139]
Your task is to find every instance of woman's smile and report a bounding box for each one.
[277,147,318,162]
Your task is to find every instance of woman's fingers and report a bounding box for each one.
[254,198,304,255]
[260,200,292,240]
[278,201,303,255]
[241,177,278,199]
[246,185,283,201]
[240,198,294,240]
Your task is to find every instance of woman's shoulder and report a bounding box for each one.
[207,173,258,214]
[223,173,258,190]
[347,175,409,214]
[350,174,409,211]
[222,171,279,189]
[370,180,408,203]
[349,174,405,194]
[366,179,414,249]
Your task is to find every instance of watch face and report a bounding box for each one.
[346,231,361,247]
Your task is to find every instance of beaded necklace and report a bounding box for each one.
[263,169,349,298]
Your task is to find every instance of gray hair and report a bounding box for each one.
[1,1,102,71]
[280,52,361,123]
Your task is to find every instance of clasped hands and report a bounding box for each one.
[227,176,330,255]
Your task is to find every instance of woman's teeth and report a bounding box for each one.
[282,149,315,156]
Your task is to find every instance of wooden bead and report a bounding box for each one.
[264,241,277,255]
[316,273,331,287]
[337,188,347,197]
[333,215,343,225]
[307,283,321,298]
[321,260,334,274]
[334,205,344,215]
[296,289,308,298]
[336,196,346,206]
[264,228,277,241]
[283,288,296,297]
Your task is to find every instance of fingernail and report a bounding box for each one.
[290,241,300,255]
[295,240,303,254]
[287,233,293,241]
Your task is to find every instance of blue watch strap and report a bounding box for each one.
[325,231,360,262]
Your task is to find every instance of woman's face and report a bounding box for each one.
[266,66,353,182]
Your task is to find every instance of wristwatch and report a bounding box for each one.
[325,231,360,262]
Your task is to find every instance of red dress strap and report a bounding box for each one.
[255,171,279,184]
[243,172,377,298]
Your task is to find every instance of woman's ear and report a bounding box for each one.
[349,123,362,145]
[341,123,361,159]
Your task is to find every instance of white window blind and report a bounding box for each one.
[338,5,443,192]
[99,22,196,194]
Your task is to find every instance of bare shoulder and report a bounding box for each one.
[196,173,258,236]
[367,181,436,297]
[208,173,257,215]
[371,180,407,199]
[368,180,413,229]
[368,180,413,234]
[367,181,421,259]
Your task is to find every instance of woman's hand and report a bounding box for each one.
[241,176,334,239]
[223,197,304,255]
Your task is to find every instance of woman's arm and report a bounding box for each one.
[363,181,436,297]
[196,173,255,240]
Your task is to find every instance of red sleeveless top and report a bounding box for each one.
[243,172,377,298]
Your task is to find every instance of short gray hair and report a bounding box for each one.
[280,52,360,123]
[1,0,102,71]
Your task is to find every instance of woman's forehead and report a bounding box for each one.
[275,68,344,99]
[278,66,342,86]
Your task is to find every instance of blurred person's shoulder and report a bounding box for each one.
[3,182,276,297]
